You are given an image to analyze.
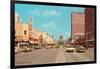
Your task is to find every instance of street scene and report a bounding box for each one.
[15,3,95,66]
[15,47,94,66]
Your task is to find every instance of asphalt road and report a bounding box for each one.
[15,47,94,66]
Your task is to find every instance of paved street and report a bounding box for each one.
[15,47,94,66]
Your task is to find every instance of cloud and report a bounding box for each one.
[30,9,60,17]
[41,21,58,30]
[43,10,60,16]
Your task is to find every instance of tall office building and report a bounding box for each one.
[72,12,85,40]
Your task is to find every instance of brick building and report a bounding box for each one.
[85,8,95,47]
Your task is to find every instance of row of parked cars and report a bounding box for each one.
[32,44,57,49]
[15,43,60,54]
[65,45,86,53]
[15,47,32,54]
[32,43,60,49]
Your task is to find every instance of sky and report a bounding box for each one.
[15,3,85,40]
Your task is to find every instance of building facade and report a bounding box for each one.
[15,14,55,48]
[85,8,95,47]
[71,12,85,43]
[15,16,30,48]
[15,17,29,42]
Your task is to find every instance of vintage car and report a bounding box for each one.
[33,43,42,49]
[24,47,32,52]
[76,46,86,53]
[15,48,19,54]
[15,47,22,54]
[66,46,76,52]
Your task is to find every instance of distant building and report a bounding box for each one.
[32,30,55,44]
[59,35,64,40]
[71,12,85,40]
[58,35,65,45]
[85,8,95,47]
[42,32,55,44]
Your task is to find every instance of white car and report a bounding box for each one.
[66,46,75,52]
[76,46,86,53]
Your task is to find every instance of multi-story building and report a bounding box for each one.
[42,32,54,44]
[85,8,95,47]
[15,13,55,48]
[71,12,85,43]
[32,29,55,45]
[15,16,30,48]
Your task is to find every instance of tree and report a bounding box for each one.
[58,40,64,45]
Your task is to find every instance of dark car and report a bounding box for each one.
[33,44,42,49]
[24,47,32,52]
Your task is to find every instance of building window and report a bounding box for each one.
[24,30,27,35]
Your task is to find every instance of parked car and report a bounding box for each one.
[66,46,75,52]
[76,46,86,53]
[44,43,59,49]
[15,48,19,54]
[15,47,21,54]
[24,47,32,52]
[50,45,60,48]
[33,44,42,49]
[87,41,94,48]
